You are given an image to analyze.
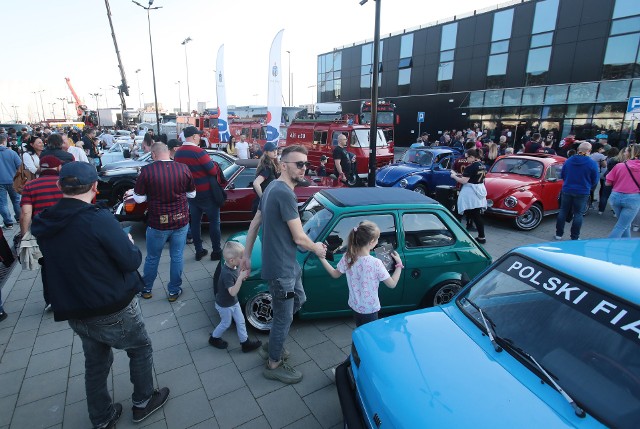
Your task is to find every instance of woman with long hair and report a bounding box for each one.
[225,136,237,157]
[451,148,488,243]
[484,142,499,169]
[251,142,280,214]
[23,137,44,176]
[605,144,640,238]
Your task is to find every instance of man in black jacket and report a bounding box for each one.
[32,162,170,429]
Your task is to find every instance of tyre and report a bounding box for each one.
[112,184,134,205]
[513,203,543,231]
[244,292,273,331]
[346,174,361,187]
[412,184,427,195]
[422,280,463,307]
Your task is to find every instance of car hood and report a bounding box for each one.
[485,175,536,198]
[101,159,147,171]
[375,162,429,185]
[352,308,576,428]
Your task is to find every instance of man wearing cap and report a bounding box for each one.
[133,143,195,302]
[31,161,170,428]
[175,126,226,261]
[19,155,64,310]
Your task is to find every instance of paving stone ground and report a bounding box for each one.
[0,187,630,429]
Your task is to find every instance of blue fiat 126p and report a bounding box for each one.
[336,239,640,429]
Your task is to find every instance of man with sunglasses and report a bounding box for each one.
[241,145,326,384]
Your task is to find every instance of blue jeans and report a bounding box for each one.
[188,195,221,254]
[0,183,21,226]
[556,192,590,240]
[608,192,640,238]
[68,298,154,428]
[143,223,188,295]
[267,271,306,362]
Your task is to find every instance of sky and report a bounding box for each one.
[1,0,502,123]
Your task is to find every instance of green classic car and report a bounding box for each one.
[227,188,492,330]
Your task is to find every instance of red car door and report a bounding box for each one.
[539,162,564,211]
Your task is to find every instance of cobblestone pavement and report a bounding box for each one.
[0,200,631,428]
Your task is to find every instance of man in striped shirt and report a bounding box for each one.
[19,155,64,310]
[133,143,195,302]
[175,126,226,261]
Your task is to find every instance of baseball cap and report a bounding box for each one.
[183,126,202,138]
[320,155,328,161]
[39,155,62,169]
[263,142,277,152]
[167,139,182,150]
[59,161,98,185]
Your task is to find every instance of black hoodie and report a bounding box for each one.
[31,198,143,321]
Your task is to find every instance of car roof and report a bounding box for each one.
[319,187,437,208]
[512,239,640,304]
[496,154,565,164]
[405,147,457,155]
[234,159,259,168]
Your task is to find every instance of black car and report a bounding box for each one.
[97,150,235,205]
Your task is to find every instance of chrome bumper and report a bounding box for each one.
[485,207,518,216]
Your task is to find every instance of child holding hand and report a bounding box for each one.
[319,220,403,327]
[209,241,262,352]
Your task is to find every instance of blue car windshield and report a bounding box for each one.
[458,255,640,428]
[401,149,433,166]
[299,196,332,246]
[490,158,544,178]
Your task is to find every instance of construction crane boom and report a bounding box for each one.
[65,77,88,116]
[104,0,129,118]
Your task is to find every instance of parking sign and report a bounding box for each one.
[627,97,640,113]
[417,112,425,123]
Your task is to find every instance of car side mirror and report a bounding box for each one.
[547,177,558,183]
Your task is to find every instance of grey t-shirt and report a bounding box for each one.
[215,263,239,307]
[259,180,300,280]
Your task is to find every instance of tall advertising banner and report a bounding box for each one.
[266,29,284,145]
[216,45,230,143]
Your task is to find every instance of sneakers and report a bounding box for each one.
[210,251,222,261]
[141,290,152,299]
[241,338,262,353]
[44,303,52,312]
[96,403,122,429]
[168,288,182,302]
[263,361,303,384]
[0,311,7,323]
[554,235,562,240]
[258,341,290,361]
[2,224,12,230]
[132,387,170,423]
[195,249,209,261]
[476,237,486,244]
[208,336,228,349]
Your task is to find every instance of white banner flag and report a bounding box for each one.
[266,29,284,145]
[216,45,230,143]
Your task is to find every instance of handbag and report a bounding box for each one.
[209,163,227,207]
[623,162,640,192]
[13,155,36,194]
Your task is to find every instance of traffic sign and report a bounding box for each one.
[417,112,425,123]
[627,96,640,113]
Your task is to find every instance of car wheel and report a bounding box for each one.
[346,174,361,187]
[513,203,543,231]
[113,184,134,205]
[244,292,273,331]
[412,184,427,195]
[422,280,462,307]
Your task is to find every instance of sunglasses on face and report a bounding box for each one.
[283,161,310,169]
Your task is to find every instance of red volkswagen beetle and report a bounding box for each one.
[115,159,343,224]
[484,153,565,230]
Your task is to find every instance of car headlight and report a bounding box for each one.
[399,179,408,188]
[504,196,518,208]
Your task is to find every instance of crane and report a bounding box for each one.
[104,0,129,127]
[65,77,98,126]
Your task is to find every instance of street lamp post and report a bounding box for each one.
[31,92,40,122]
[90,93,102,127]
[57,97,67,120]
[307,84,316,106]
[11,106,19,122]
[133,0,162,135]
[181,37,192,114]
[38,90,46,123]
[360,0,381,187]
[286,50,291,106]
[52,102,57,118]
[135,68,142,109]
[176,81,182,114]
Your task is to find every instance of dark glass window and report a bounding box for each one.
[402,213,455,249]
[604,33,640,65]
[597,80,631,102]
[437,80,452,93]
[437,62,454,81]
[522,87,545,105]
[545,85,569,104]
[441,23,458,51]
[398,58,412,69]
[492,9,514,41]
[398,68,411,85]
[565,104,594,118]
[611,16,640,35]
[400,34,414,59]
[526,47,552,73]
[531,32,553,48]
[503,88,523,106]
[328,214,397,255]
[541,105,565,118]
[568,82,598,103]
[631,79,640,97]
[481,108,500,120]
[484,90,504,107]
[334,52,342,71]
[531,0,559,34]
[487,54,508,76]
[469,92,484,108]
[593,103,626,118]
[501,106,520,119]
[613,0,640,19]
[490,40,509,54]
[486,75,506,89]
[361,43,372,65]
[520,106,541,119]
[440,50,454,62]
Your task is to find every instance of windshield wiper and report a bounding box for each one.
[462,297,502,352]
[500,338,586,418]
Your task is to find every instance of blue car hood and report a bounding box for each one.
[376,162,430,185]
[353,309,583,428]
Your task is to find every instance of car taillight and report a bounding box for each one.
[125,202,136,213]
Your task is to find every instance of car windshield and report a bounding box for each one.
[353,129,387,148]
[361,112,394,125]
[458,255,640,428]
[223,163,242,181]
[299,196,332,245]
[400,149,434,166]
[491,158,544,178]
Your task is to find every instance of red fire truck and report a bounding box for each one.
[176,114,221,147]
[360,100,397,146]
[285,119,393,186]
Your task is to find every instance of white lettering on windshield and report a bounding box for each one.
[621,320,640,338]
[592,300,617,316]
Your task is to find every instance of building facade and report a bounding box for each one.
[317,0,640,147]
